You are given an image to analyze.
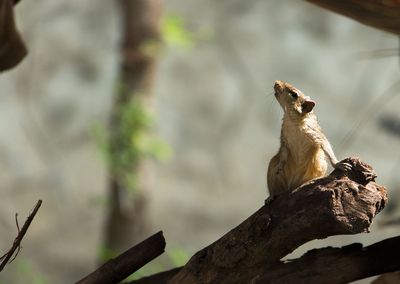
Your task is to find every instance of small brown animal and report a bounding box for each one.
[267,80,349,199]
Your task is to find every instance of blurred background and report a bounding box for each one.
[0,0,399,283]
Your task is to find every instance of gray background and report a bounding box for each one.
[0,1,398,283]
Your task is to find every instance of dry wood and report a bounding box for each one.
[306,0,400,35]
[254,236,400,284]
[167,157,387,283]
[104,0,163,254]
[76,231,165,284]
[131,236,399,284]
[0,200,42,272]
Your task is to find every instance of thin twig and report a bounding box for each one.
[0,200,43,272]
[9,213,21,264]
[15,213,20,234]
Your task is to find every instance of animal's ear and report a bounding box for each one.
[301,100,315,113]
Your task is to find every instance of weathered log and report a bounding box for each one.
[254,236,400,284]
[168,157,387,283]
[305,0,400,35]
[76,231,165,284]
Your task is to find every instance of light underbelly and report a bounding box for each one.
[286,148,327,190]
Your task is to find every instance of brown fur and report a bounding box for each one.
[267,80,346,198]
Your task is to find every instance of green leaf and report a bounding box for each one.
[162,15,195,49]
[148,138,172,161]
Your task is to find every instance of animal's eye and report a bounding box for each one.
[289,91,298,98]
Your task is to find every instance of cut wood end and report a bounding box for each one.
[332,157,388,221]
[327,157,387,233]
[332,157,377,184]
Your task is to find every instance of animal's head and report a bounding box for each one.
[273,80,315,116]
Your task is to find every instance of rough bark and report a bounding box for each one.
[305,0,400,35]
[76,231,165,284]
[0,0,27,71]
[254,236,400,284]
[168,157,387,284]
[130,237,400,284]
[104,0,163,254]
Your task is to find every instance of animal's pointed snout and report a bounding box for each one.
[274,80,284,93]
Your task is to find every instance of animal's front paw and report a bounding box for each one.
[334,161,352,172]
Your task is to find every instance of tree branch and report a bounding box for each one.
[0,199,42,272]
[167,157,387,283]
[305,0,400,35]
[76,231,166,284]
[254,236,400,283]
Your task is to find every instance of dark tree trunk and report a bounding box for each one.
[103,0,163,255]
